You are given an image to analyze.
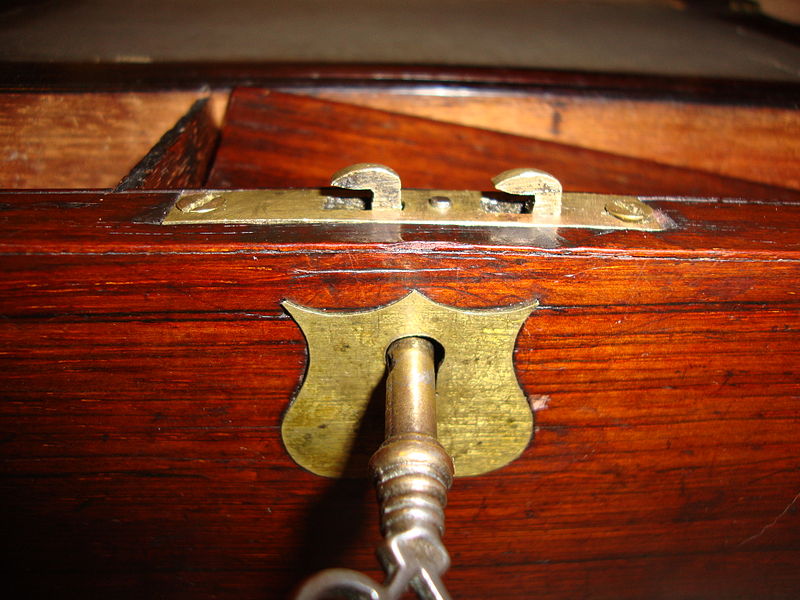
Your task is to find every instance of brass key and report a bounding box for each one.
[295,337,454,600]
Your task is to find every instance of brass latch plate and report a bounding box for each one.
[162,189,671,230]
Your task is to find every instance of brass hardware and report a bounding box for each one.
[428,195,452,212]
[289,296,539,598]
[174,192,225,214]
[330,162,402,210]
[164,189,669,230]
[491,167,562,216]
[604,197,654,222]
[162,164,672,231]
[385,338,438,439]
[295,336,455,600]
[281,290,536,478]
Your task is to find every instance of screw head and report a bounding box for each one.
[176,193,225,214]
[605,197,653,222]
[428,196,452,211]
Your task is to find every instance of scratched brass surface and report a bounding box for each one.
[162,189,671,230]
[281,291,537,478]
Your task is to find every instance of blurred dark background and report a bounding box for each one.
[0,0,798,80]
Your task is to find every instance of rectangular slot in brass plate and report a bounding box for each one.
[162,189,673,231]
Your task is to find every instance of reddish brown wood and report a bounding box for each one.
[206,89,800,203]
[0,188,799,599]
[2,62,799,107]
[309,89,800,190]
[115,98,219,191]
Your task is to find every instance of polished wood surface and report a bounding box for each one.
[2,186,799,599]
[207,89,800,203]
[1,86,799,599]
[311,89,800,190]
[116,98,219,191]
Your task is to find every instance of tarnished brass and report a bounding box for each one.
[385,338,438,439]
[295,336,455,600]
[282,291,536,478]
[491,167,562,216]
[163,188,670,230]
[330,162,402,210]
[605,196,654,222]
[174,191,225,213]
[162,162,672,230]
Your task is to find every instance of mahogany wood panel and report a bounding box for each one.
[0,190,799,599]
[3,63,799,107]
[0,92,215,189]
[115,98,219,191]
[310,90,800,190]
[206,89,800,204]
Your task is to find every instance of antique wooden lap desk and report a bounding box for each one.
[1,75,799,599]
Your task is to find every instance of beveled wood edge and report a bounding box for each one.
[114,97,219,192]
[2,62,799,107]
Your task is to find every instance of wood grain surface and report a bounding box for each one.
[206,89,800,204]
[0,187,798,599]
[310,89,800,190]
[115,98,219,191]
[0,92,214,189]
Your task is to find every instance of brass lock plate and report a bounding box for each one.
[162,188,670,230]
[282,291,537,478]
[163,165,672,230]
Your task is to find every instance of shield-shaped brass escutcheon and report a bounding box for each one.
[281,291,537,478]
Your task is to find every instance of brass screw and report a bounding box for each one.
[604,197,653,222]
[175,193,225,214]
[428,196,452,211]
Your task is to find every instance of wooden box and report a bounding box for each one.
[1,64,799,599]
